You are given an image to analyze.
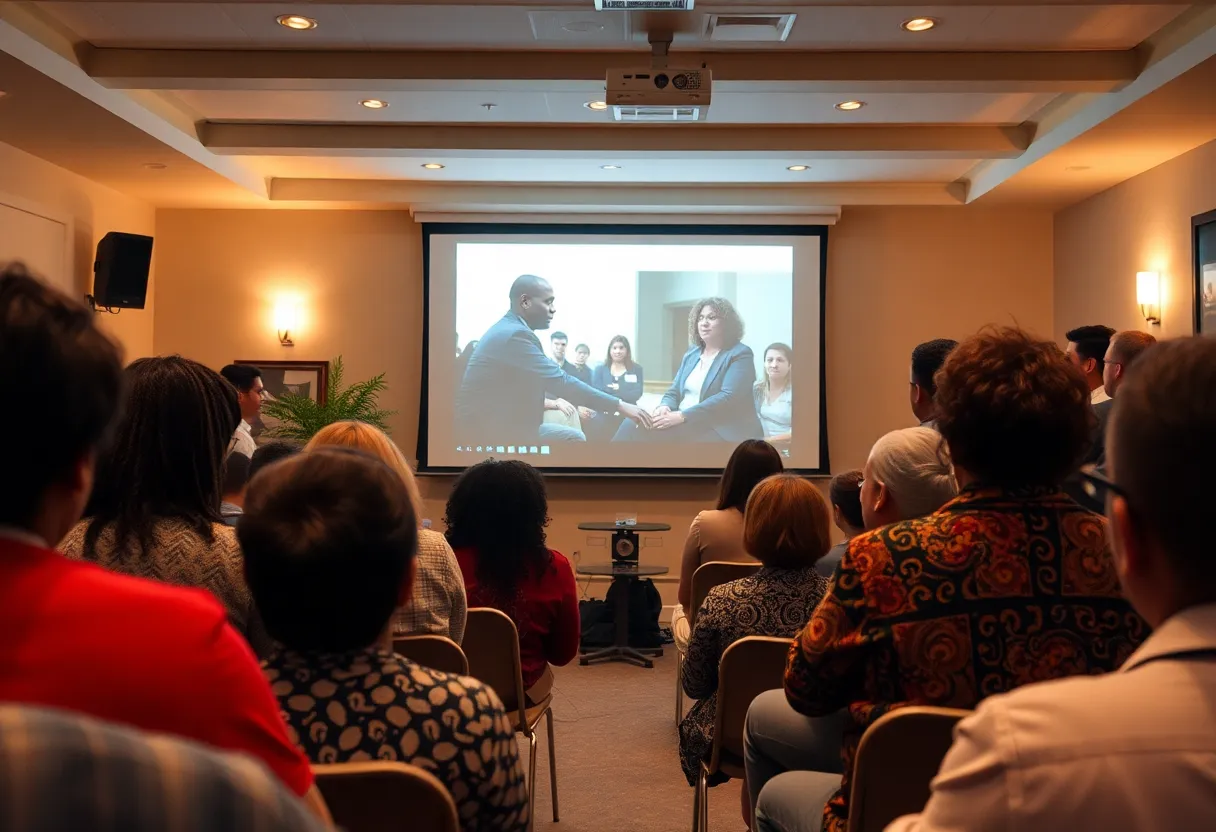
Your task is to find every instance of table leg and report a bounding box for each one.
[579,575,662,668]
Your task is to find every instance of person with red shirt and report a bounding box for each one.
[0,264,329,823]
[445,460,580,703]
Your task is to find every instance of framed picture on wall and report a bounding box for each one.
[1195,208,1216,336]
[234,359,329,441]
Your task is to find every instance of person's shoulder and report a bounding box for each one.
[728,342,754,359]
[396,659,510,717]
[548,549,572,569]
[417,528,452,552]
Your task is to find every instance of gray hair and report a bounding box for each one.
[867,427,957,521]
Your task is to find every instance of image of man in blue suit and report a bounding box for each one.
[455,274,652,443]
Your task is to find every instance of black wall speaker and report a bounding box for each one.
[92,232,153,310]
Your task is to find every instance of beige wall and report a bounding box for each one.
[1055,136,1216,342]
[153,204,1053,603]
[0,140,155,358]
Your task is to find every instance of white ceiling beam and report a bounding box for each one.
[201,122,1028,158]
[63,0,1212,6]
[268,179,966,208]
[83,47,1138,94]
[965,3,1216,202]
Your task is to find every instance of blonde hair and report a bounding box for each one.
[305,422,425,525]
[743,474,832,569]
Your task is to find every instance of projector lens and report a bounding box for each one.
[654,73,669,90]
[673,73,689,90]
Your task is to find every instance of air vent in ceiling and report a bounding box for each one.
[706,13,796,42]
[613,105,702,122]
[595,0,694,10]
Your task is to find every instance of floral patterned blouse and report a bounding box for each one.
[785,485,1150,832]
[263,648,528,831]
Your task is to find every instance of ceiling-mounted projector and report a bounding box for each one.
[594,0,694,10]
[606,66,711,121]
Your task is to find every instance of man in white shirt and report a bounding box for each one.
[219,364,264,457]
[1064,324,1115,405]
[889,335,1216,832]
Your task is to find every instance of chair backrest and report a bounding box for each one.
[392,634,469,676]
[707,636,793,772]
[846,706,970,832]
[462,607,527,720]
[313,761,459,832]
[689,561,761,629]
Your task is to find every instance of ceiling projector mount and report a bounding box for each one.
[605,33,712,121]
[594,0,694,9]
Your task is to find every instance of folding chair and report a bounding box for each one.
[391,634,469,675]
[313,761,459,832]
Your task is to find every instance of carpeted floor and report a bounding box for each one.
[523,648,744,832]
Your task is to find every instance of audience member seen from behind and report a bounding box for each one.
[220,452,250,527]
[243,448,528,831]
[585,335,645,442]
[305,420,467,644]
[1065,324,1115,405]
[1079,330,1158,473]
[0,264,327,819]
[617,297,764,442]
[859,426,958,531]
[745,327,1149,832]
[446,460,579,705]
[909,338,958,428]
[891,336,1216,832]
[754,342,793,445]
[219,364,264,458]
[679,474,832,789]
[0,704,329,832]
[671,439,785,653]
[820,470,864,578]
[249,440,301,481]
[60,355,272,655]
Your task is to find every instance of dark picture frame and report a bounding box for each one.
[1194,208,1216,336]
[234,359,329,440]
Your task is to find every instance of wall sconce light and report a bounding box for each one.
[273,299,301,347]
[1136,271,1161,325]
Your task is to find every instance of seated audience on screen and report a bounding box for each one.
[220,451,250,527]
[0,704,329,832]
[219,364,264,458]
[820,470,864,578]
[543,330,584,434]
[249,440,301,480]
[446,460,579,704]
[568,342,593,385]
[242,448,528,831]
[585,335,645,442]
[671,440,784,652]
[891,335,1215,832]
[455,338,478,385]
[0,264,325,818]
[456,274,649,443]
[679,474,832,788]
[745,327,1149,832]
[1065,324,1115,405]
[909,339,958,429]
[754,342,793,444]
[60,355,272,656]
[305,420,467,644]
[616,297,764,443]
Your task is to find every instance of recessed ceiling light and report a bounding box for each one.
[787,165,810,172]
[901,17,938,32]
[360,99,389,109]
[836,100,866,111]
[585,100,609,111]
[276,14,317,30]
[142,162,167,171]
[421,163,445,170]
[601,164,622,170]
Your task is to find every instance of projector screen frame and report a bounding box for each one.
[417,221,830,478]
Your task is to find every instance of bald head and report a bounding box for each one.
[1103,330,1157,398]
[508,274,555,331]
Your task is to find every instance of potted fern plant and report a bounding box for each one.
[260,356,395,441]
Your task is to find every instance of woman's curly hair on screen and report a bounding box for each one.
[687,297,745,350]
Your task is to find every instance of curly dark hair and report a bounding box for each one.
[688,297,745,350]
[935,327,1092,487]
[82,356,240,559]
[444,460,553,607]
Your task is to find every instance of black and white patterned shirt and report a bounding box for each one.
[263,647,528,831]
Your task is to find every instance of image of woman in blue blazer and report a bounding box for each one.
[584,335,644,442]
[614,297,764,443]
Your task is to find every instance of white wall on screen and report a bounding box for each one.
[734,271,794,376]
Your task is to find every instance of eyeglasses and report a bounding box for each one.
[1078,464,1127,505]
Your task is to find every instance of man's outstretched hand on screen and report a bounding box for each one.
[618,401,653,429]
